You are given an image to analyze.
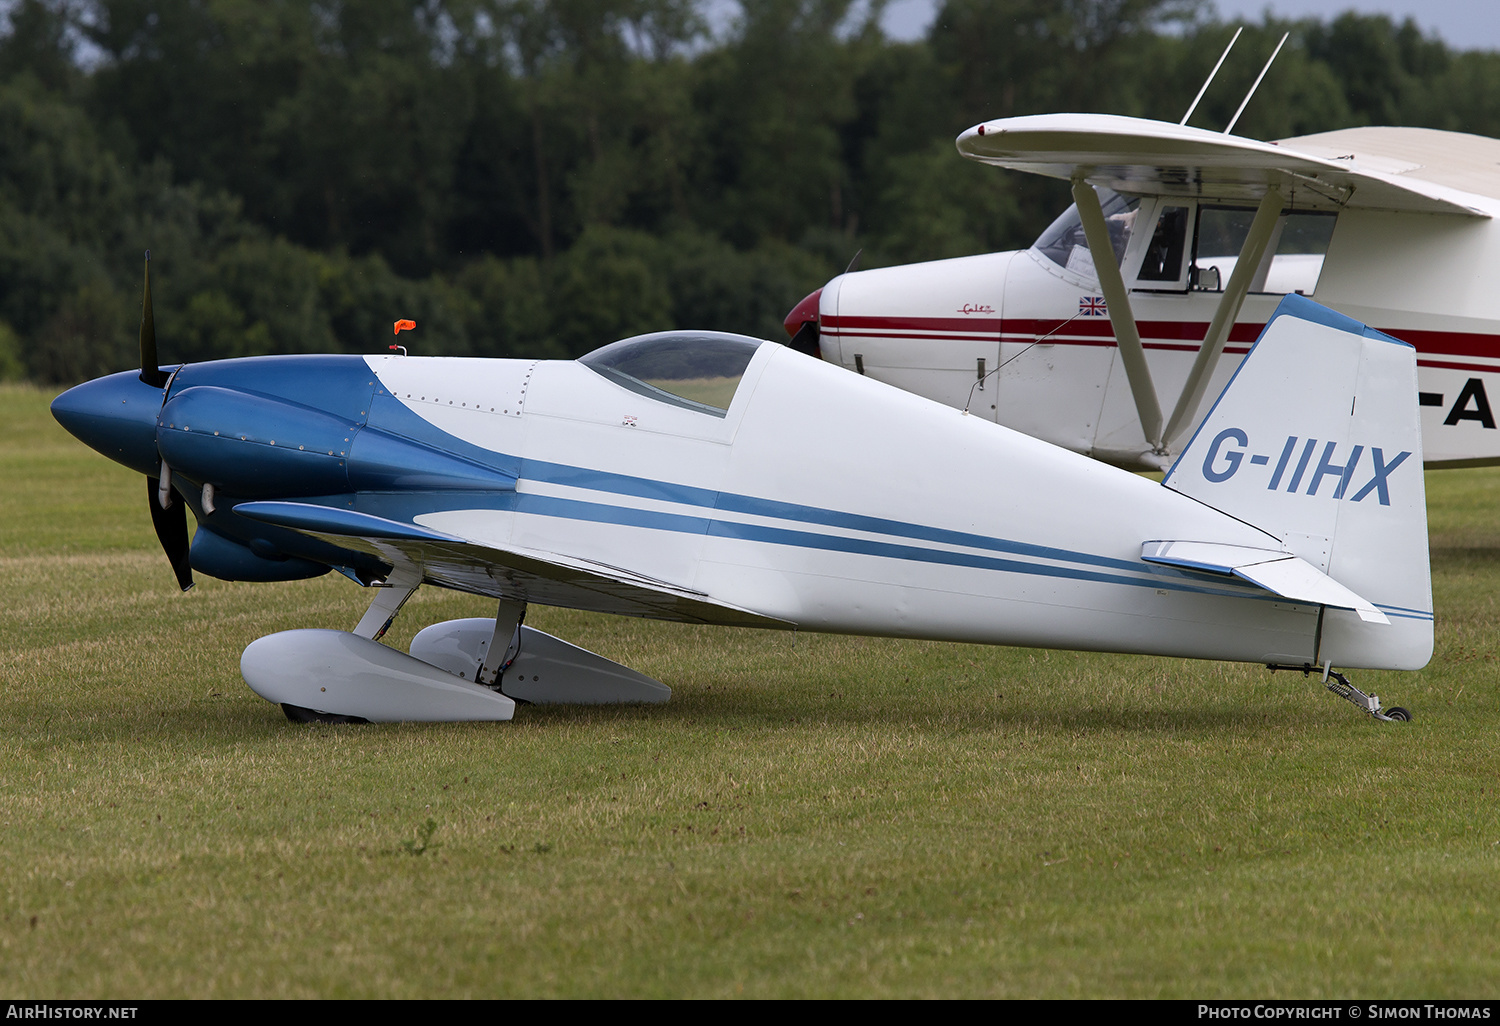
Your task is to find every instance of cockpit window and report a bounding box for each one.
[1033,189,1141,275]
[579,331,764,417]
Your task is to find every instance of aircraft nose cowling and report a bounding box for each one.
[156,386,354,498]
[50,370,165,476]
[783,287,822,337]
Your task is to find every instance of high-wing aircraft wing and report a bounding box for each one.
[956,113,1491,217]
[234,500,791,628]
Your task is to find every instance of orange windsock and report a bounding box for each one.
[394,319,416,335]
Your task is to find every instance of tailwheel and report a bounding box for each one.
[1269,664,1411,722]
[1322,668,1409,722]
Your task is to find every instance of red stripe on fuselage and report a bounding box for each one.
[822,315,1005,332]
[820,314,1500,364]
[1416,359,1500,375]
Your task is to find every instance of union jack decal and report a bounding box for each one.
[1080,296,1107,316]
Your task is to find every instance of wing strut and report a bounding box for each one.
[1072,178,1164,451]
[1162,186,1285,447]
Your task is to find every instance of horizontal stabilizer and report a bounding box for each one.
[1141,540,1388,624]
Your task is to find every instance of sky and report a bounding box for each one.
[878,0,1500,52]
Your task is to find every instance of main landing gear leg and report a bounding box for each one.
[1270,663,1411,722]
[353,564,422,641]
[475,599,526,690]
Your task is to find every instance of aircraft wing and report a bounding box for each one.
[956,113,1489,217]
[1140,540,1389,624]
[234,501,791,629]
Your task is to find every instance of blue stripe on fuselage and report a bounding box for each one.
[510,492,1265,602]
[363,367,1426,617]
[364,364,1149,579]
[518,456,1156,576]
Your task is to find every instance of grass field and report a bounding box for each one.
[2,382,1498,998]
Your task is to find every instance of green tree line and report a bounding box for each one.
[2,0,1498,383]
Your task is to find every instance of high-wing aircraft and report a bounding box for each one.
[785,113,1500,471]
[51,265,1432,723]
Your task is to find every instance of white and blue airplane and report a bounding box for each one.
[51,261,1432,723]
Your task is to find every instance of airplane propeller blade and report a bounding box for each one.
[139,251,168,389]
[137,251,193,589]
[147,472,194,591]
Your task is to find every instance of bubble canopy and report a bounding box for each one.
[578,331,766,417]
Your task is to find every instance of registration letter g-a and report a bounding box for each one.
[1202,428,1248,483]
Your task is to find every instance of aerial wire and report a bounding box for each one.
[1225,32,1289,135]
[1180,26,1243,127]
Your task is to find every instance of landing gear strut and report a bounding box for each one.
[1268,663,1412,722]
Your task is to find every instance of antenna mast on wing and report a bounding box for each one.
[1225,32,1289,135]
[1179,26,1242,127]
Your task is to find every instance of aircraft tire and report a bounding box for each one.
[280,702,370,725]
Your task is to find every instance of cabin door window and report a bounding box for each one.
[1193,207,1337,296]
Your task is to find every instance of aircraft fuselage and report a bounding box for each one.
[812,186,1500,470]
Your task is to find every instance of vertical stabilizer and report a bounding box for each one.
[1162,294,1432,670]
